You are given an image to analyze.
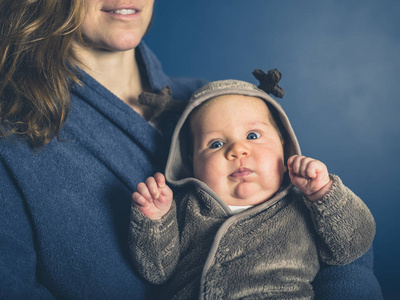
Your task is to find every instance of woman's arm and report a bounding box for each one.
[0,159,55,299]
[313,246,383,299]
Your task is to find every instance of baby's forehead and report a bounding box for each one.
[188,94,275,135]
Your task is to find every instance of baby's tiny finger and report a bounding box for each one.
[308,160,327,178]
[145,176,160,199]
[304,160,319,179]
[136,182,152,201]
[132,192,149,207]
[291,155,305,175]
[287,155,298,170]
[300,157,314,178]
[154,172,166,188]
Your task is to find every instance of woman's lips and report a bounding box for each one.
[230,167,252,178]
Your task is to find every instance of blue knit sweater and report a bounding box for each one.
[0,43,382,299]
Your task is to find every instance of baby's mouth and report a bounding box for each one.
[230,167,252,178]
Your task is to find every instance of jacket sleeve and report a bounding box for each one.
[128,201,180,284]
[0,159,55,299]
[305,175,376,265]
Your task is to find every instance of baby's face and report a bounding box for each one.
[190,95,287,206]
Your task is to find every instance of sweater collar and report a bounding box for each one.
[69,42,171,171]
[136,42,170,93]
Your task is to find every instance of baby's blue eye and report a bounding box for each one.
[247,132,260,140]
[210,141,224,149]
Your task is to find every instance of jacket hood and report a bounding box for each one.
[165,79,301,193]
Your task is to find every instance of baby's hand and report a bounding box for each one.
[287,155,332,202]
[132,172,173,219]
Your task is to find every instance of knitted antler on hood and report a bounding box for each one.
[252,68,285,98]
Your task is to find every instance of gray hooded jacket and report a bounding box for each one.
[129,80,375,299]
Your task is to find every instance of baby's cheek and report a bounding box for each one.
[196,159,221,186]
[197,163,213,184]
[259,153,286,178]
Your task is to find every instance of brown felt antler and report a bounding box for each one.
[252,69,285,98]
[138,86,187,119]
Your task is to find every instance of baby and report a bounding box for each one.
[129,79,375,299]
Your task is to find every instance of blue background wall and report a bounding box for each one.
[144,1,400,298]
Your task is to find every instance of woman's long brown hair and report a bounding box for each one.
[0,0,85,148]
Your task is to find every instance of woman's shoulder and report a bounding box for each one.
[0,136,30,156]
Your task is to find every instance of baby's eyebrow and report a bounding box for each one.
[247,121,270,128]
[237,121,272,131]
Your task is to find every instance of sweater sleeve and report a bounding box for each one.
[0,159,55,299]
[305,175,376,265]
[128,201,180,284]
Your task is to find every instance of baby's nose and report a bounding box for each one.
[226,142,250,160]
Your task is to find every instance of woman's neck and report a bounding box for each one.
[73,43,153,119]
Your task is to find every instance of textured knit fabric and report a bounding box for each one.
[0,42,206,299]
[129,80,381,299]
[130,176,374,299]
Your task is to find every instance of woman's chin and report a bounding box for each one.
[101,38,142,52]
[81,33,143,53]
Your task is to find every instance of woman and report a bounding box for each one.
[0,0,382,299]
